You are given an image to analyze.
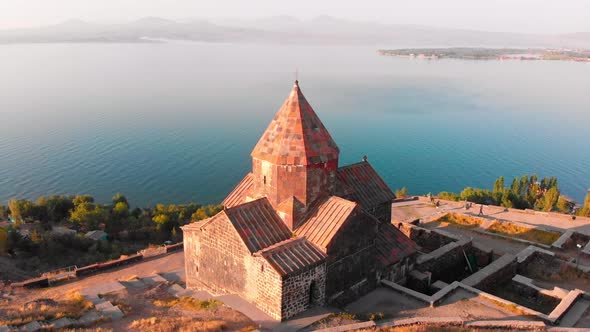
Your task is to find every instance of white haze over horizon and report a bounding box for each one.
[1,0,590,34]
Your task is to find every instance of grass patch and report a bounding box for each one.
[435,213,483,228]
[312,312,359,330]
[0,292,93,326]
[486,221,561,245]
[152,297,222,311]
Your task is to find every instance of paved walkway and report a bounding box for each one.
[392,198,590,263]
[272,306,336,332]
[395,197,590,235]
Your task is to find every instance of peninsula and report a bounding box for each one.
[378,47,590,62]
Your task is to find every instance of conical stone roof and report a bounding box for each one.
[251,81,339,165]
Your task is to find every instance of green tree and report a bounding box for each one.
[460,187,495,205]
[500,191,518,208]
[70,202,107,231]
[113,201,129,218]
[0,228,7,254]
[41,195,74,222]
[541,187,560,212]
[112,193,128,206]
[576,191,590,217]
[493,176,505,193]
[191,205,223,222]
[519,176,530,197]
[152,214,171,229]
[556,196,573,214]
[7,199,38,223]
[73,195,94,206]
[510,178,521,196]
[395,187,408,198]
[437,192,461,201]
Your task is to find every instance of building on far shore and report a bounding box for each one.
[183,81,417,320]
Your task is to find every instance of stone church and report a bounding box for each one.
[183,81,417,320]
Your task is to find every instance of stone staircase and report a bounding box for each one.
[558,297,590,327]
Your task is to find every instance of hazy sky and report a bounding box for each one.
[1,0,589,33]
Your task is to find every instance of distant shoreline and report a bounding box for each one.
[378,47,590,62]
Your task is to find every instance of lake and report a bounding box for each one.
[0,42,589,207]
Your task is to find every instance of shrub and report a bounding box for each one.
[152,297,222,311]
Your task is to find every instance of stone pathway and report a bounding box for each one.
[215,294,279,330]
[272,306,336,332]
[558,298,590,327]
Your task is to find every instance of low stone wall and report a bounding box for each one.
[396,222,459,252]
[12,242,184,288]
[512,275,567,300]
[469,242,494,267]
[415,239,472,282]
[552,230,590,251]
[516,246,557,275]
[382,244,588,326]
[461,253,517,292]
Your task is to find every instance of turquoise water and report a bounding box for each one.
[0,42,589,206]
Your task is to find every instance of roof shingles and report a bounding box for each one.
[223,198,292,253]
[296,196,357,251]
[258,237,326,277]
[251,81,339,165]
[336,161,395,209]
[376,222,417,267]
[222,173,254,208]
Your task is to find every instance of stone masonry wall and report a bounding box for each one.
[396,223,457,252]
[184,218,250,295]
[183,228,200,290]
[379,257,414,284]
[326,211,379,305]
[281,264,327,320]
[251,158,337,226]
[462,254,518,293]
[251,256,284,320]
[415,239,472,283]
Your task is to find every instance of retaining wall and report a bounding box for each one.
[415,239,472,282]
[461,253,517,292]
[397,222,461,253]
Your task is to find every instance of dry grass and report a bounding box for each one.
[436,213,483,228]
[130,316,227,332]
[152,296,222,311]
[312,312,360,330]
[486,222,561,245]
[0,292,93,327]
[61,329,114,332]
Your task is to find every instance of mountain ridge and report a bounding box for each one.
[1,16,588,48]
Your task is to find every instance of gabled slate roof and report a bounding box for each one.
[375,222,417,267]
[251,81,339,165]
[295,196,357,251]
[257,237,327,277]
[222,173,254,208]
[223,198,293,253]
[336,161,395,209]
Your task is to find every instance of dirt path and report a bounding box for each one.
[4,251,185,306]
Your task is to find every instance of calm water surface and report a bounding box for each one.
[0,42,589,206]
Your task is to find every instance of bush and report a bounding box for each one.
[152,297,222,311]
